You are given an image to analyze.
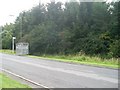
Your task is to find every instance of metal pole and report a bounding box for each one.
[39,0,41,7]
[12,37,16,52]
[20,16,23,38]
[12,38,14,52]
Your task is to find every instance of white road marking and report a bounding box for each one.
[0,68,50,89]
[3,57,118,84]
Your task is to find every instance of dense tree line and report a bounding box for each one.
[1,1,120,58]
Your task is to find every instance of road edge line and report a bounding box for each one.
[0,68,50,89]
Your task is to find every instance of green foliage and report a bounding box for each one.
[28,21,60,54]
[0,73,31,88]
[1,1,119,58]
[109,39,120,57]
[28,54,119,69]
[0,49,15,54]
[1,24,14,49]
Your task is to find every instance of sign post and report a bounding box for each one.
[12,37,16,52]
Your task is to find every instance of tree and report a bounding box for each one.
[2,24,14,49]
[2,1,119,57]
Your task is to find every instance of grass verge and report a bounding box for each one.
[0,49,119,69]
[0,73,31,89]
[0,49,15,54]
[28,54,119,69]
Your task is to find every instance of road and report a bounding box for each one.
[0,53,118,88]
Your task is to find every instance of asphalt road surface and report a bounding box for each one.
[0,53,118,88]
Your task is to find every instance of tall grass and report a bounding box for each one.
[39,54,119,68]
[0,49,15,54]
[0,49,119,68]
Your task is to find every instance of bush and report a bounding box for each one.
[109,40,120,57]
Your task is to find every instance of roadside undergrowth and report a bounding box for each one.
[0,49,119,69]
[29,54,119,69]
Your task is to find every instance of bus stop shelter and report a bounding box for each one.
[16,42,29,55]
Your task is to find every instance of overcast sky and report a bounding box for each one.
[0,0,116,26]
[0,0,47,26]
[0,0,72,26]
